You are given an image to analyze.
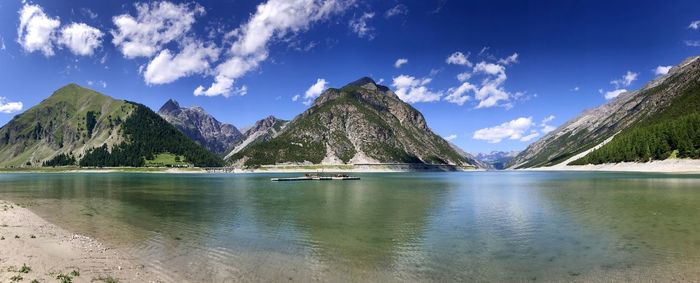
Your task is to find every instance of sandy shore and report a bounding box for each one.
[0,200,163,283]
[523,159,700,173]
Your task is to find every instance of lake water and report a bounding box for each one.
[1,172,699,282]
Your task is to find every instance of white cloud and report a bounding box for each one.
[457,72,471,82]
[0,37,5,51]
[690,20,700,30]
[392,75,442,103]
[58,23,103,56]
[0,97,23,114]
[446,51,472,67]
[87,80,107,88]
[195,0,352,97]
[497,53,519,65]
[144,40,219,85]
[17,3,61,57]
[394,58,408,68]
[610,71,638,88]
[349,12,375,39]
[471,61,510,108]
[302,78,328,105]
[541,115,555,123]
[571,86,580,91]
[685,40,700,47]
[604,89,627,100]
[520,131,540,142]
[540,115,556,134]
[444,81,476,106]
[291,94,300,101]
[445,51,521,108]
[111,1,204,58]
[444,134,457,141]
[654,65,672,76]
[473,117,535,143]
[385,4,408,18]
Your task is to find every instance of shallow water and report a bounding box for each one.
[0,171,699,282]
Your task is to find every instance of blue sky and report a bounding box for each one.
[0,0,699,153]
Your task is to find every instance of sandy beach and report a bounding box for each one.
[0,200,163,283]
[522,159,700,173]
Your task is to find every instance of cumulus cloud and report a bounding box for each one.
[444,82,476,106]
[654,65,672,76]
[194,0,352,97]
[444,134,457,141]
[385,4,408,18]
[473,117,535,143]
[444,51,521,108]
[457,72,471,82]
[349,12,375,39]
[391,75,442,103]
[610,71,638,88]
[446,51,472,67]
[58,23,103,56]
[540,115,556,134]
[144,40,219,85]
[600,71,636,100]
[690,20,700,30]
[497,53,518,65]
[604,89,627,100]
[292,94,300,101]
[302,78,328,105]
[0,97,23,114]
[394,58,408,68]
[17,3,61,57]
[111,1,205,58]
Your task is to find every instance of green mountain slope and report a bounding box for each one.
[510,56,700,168]
[228,77,472,167]
[0,84,223,167]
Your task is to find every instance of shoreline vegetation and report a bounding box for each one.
[0,200,162,282]
[0,163,480,174]
[0,159,698,173]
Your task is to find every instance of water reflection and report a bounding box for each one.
[0,172,699,281]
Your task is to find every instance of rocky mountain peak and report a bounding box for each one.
[345,76,390,92]
[159,99,181,114]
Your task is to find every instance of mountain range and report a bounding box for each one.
[474,151,520,170]
[510,56,700,168]
[227,77,473,167]
[158,99,243,155]
[0,84,222,167]
[2,62,698,170]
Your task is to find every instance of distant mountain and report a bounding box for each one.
[449,143,488,169]
[228,77,475,167]
[511,56,700,168]
[224,115,287,160]
[474,151,519,170]
[158,99,242,155]
[0,84,223,167]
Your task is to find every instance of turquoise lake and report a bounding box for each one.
[0,172,699,282]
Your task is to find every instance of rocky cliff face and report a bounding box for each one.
[224,115,287,160]
[228,77,474,167]
[158,99,242,154]
[510,56,700,168]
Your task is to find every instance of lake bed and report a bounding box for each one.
[1,171,699,282]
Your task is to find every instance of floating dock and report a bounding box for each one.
[271,176,360,182]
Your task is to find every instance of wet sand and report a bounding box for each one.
[0,200,163,282]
